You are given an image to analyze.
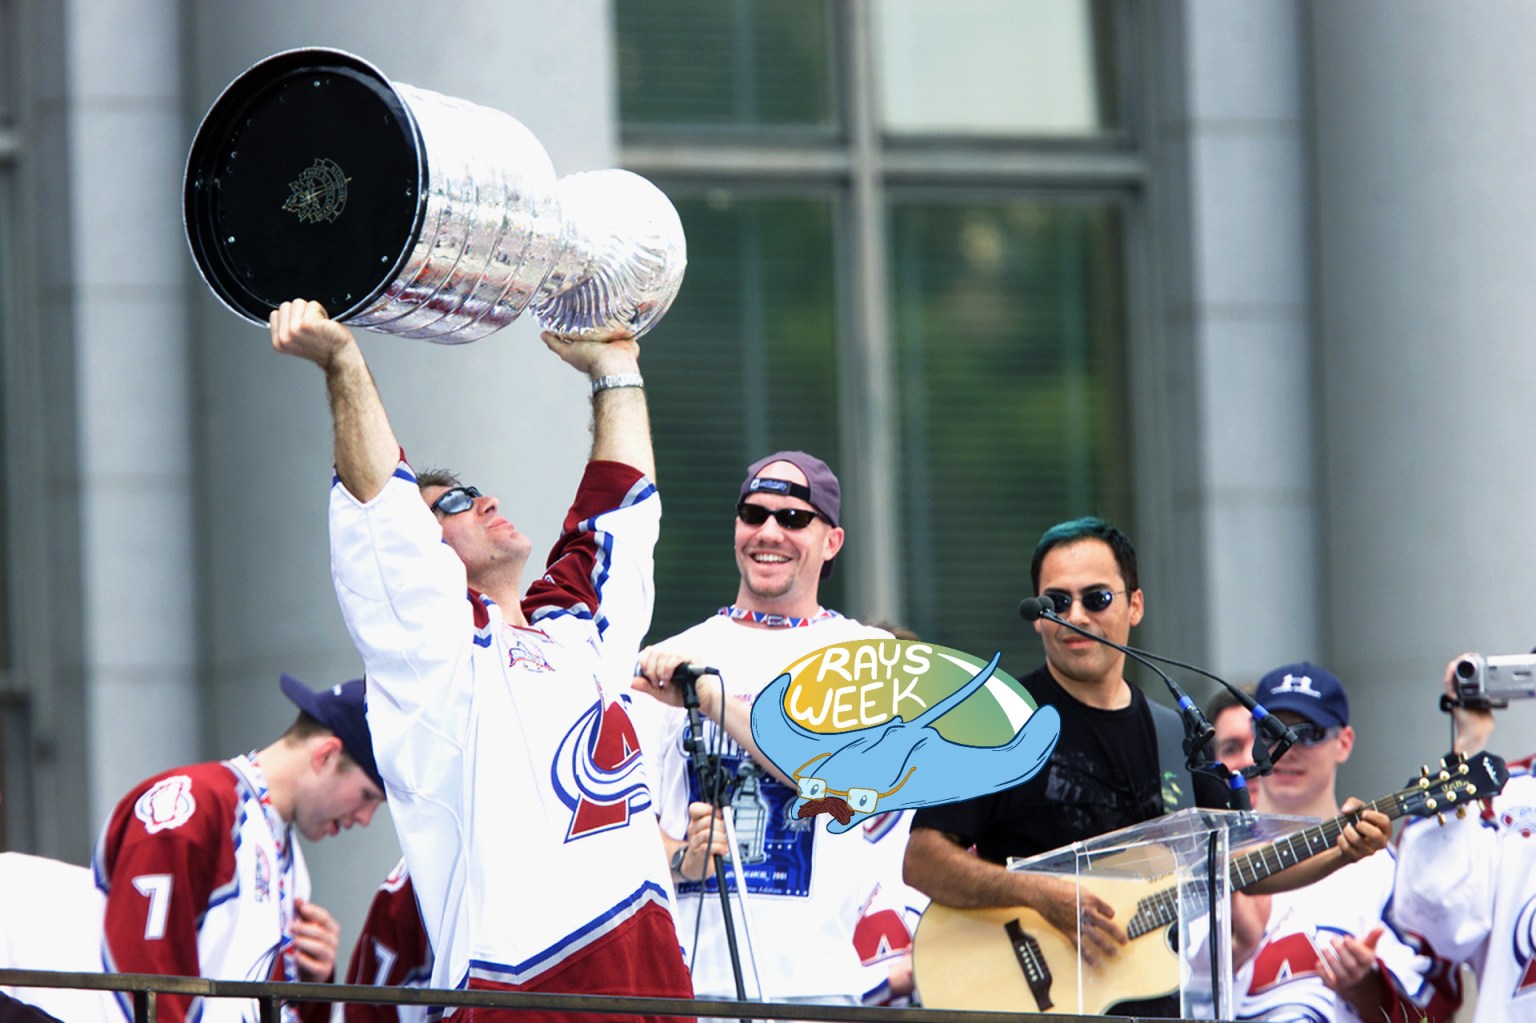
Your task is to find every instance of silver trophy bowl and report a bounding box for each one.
[184,48,685,343]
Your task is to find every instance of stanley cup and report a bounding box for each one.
[184,48,686,343]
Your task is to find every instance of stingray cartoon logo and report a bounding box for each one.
[749,639,1061,833]
[552,698,651,841]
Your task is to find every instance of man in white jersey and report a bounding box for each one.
[632,451,921,1005]
[270,299,692,1023]
[1387,654,1536,1023]
[1229,663,1446,1022]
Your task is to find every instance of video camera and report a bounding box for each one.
[1452,653,1536,709]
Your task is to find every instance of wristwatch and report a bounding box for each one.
[669,845,688,879]
[591,372,645,395]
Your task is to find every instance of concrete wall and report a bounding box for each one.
[1309,1,1536,801]
[1141,1,1321,688]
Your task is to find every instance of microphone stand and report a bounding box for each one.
[1078,628,1299,783]
[673,666,759,1013]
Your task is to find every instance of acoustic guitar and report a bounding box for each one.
[912,751,1509,1016]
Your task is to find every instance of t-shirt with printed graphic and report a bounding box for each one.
[637,613,919,1001]
[914,664,1170,862]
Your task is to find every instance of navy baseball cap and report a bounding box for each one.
[1255,662,1350,729]
[739,451,843,579]
[280,675,384,790]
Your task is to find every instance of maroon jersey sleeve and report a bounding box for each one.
[96,765,238,1023]
[521,460,648,620]
[344,863,432,1023]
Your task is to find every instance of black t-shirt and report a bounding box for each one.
[913,664,1171,862]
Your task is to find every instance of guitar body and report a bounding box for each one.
[913,878,1180,1016]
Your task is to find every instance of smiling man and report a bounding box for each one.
[94,675,384,1023]
[631,452,919,1006]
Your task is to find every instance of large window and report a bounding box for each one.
[617,0,1135,669]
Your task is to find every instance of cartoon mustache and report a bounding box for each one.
[797,796,853,826]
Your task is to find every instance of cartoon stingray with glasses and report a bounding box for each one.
[748,651,1062,834]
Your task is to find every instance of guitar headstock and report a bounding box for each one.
[1399,751,1510,822]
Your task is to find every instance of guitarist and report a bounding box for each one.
[903,518,1391,1018]
[1227,663,1451,1022]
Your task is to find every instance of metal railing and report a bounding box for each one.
[0,969,1212,1023]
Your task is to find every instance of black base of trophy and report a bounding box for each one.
[184,48,426,325]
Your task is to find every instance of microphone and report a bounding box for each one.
[1017,596,1054,622]
[1018,597,1215,767]
[1019,597,1297,751]
[670,663,720,682]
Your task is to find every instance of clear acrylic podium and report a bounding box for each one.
[1013,808,1317,1019]
[913,808,1317,1019]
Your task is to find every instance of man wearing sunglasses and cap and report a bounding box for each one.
[904,519,1388,1017]
[270,300,692,1022]
[94,675,385,1023]
[631,452,920,1007]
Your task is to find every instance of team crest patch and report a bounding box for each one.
[135,775,197,834]
[253,846,272,902]
[508,636,554,673]
[552,698,651,841]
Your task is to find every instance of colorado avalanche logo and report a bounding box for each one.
[134,775,196,834]
[552,698,651,841]
[1515,895,1536,1000]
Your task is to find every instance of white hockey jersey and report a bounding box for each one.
[1390,757,1536,1023]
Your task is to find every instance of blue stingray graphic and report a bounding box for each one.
[749,652,1062,834]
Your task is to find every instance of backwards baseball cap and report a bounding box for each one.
[1255,661,1350,729]
[280,675,384,790]
[739,450,843,579]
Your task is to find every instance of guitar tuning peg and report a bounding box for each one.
[1438,769,1451,781]
[1437,812,1447,826]
[1458,762,1470,775]
[1446,790,1458,803]
[1456,807,1468,819]
[1425,798,1438,812]
[1420,764,1431,778]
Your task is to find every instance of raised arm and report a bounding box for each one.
[540,331,654,479]
[270,299,400,502]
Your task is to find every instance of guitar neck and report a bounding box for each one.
[1124,792,1406,939]
[1228,792,1404,888]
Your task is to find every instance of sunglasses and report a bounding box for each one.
[1041,587,1124,615]
[1289,722,1341,747]
[429,485,482,516]
[737,502,823,531]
